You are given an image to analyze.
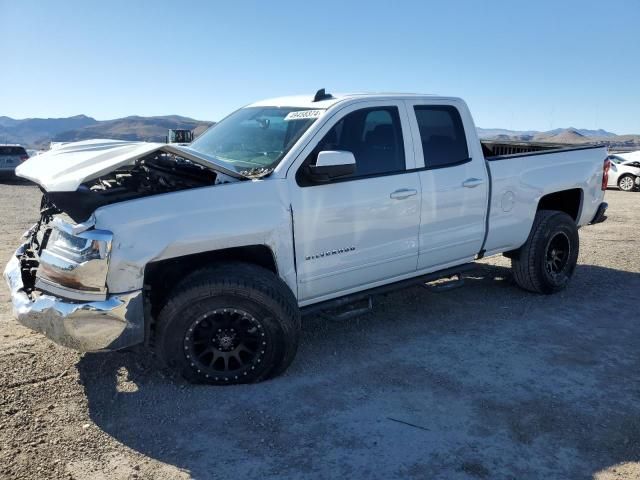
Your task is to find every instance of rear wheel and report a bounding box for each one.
[155,262,300,384]
[618,175,635,192]
[511,210,579,294]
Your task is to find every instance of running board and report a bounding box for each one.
[301,263,476,318]
[319,296,374,321]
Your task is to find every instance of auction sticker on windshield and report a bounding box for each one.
[284,110,324,121]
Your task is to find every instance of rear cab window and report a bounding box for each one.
[413,106,469,168]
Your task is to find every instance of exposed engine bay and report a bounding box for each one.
[44,152,237,223]
[17,198,55,295]
[18,151,237,294]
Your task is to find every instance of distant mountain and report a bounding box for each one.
[477,128,539,138]
[0,115,213,148]
[0,116,21,128]
[0,115,98,147]
[532,128,587,144]
[546,127,617,138]
[478,126,638,148]
[53,115,213,144]
[1,114,637,150]
[477,126,617,140]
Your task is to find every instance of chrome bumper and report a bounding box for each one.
[3,249,144,352]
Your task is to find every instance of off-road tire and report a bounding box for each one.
[155,262,300,385]
[511,210,579,294]
[618,175,635,192]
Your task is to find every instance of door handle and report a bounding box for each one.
[390,188,418,200]
[462,178,484,188]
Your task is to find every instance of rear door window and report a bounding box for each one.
[414,106,469,168]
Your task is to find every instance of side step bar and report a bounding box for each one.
[318,296,374,321]
[301,263,476,318]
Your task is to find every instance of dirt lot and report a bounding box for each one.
[1,182,639,480]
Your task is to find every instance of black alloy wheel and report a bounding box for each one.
[544,232,571,280]
[156,262,301,385]
[511,210,579,294]
[184,308,267,382]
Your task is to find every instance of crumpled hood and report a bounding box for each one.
[16,139,243,192]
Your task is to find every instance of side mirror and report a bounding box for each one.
[307,150,356,183]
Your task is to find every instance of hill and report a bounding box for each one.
[479,127,640,149]
[2,115,638,151]
[545,128,617,138]
[0,115,213,148]
[53,115,213,144]
[533,128,587,144]
[476,128,539,138]
[0,115,98,147]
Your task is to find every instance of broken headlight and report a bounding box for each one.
[36,219,113,300]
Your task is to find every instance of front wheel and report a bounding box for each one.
[618,175,636,192]
[155,263,300,385]
[511,210,579,294]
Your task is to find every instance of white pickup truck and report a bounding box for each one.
[4,90,610,385]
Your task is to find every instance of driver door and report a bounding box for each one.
[288,101,421,304]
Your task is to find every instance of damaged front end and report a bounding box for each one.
[44,150,233,223]
[4,142,240,351]
[2,194,144,351]
[4,210,144,351]
[17,146,237,296]
[19,205,112,301]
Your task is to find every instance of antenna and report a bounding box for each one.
[313,88,332,102]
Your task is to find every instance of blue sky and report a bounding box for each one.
[1,0,639,133]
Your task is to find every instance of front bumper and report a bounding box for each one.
[3,248,144,352]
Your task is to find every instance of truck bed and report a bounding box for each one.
[481,140,600,159]
[481,143,608,256]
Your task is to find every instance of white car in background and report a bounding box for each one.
[0,144,29,177]
[608,154,640,192]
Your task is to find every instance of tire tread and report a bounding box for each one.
[512,210,576,294]
[155,262,300,383]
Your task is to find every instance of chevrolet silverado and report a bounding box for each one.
[4,90,610,384]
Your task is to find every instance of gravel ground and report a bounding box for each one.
[1,181,639,480]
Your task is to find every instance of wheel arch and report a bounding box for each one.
[503,189,583,260]
[536,188,583,222]
[143,245,281,340]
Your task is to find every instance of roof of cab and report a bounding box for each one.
[246,92,456,110]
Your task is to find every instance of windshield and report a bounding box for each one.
[189,107,323,176]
